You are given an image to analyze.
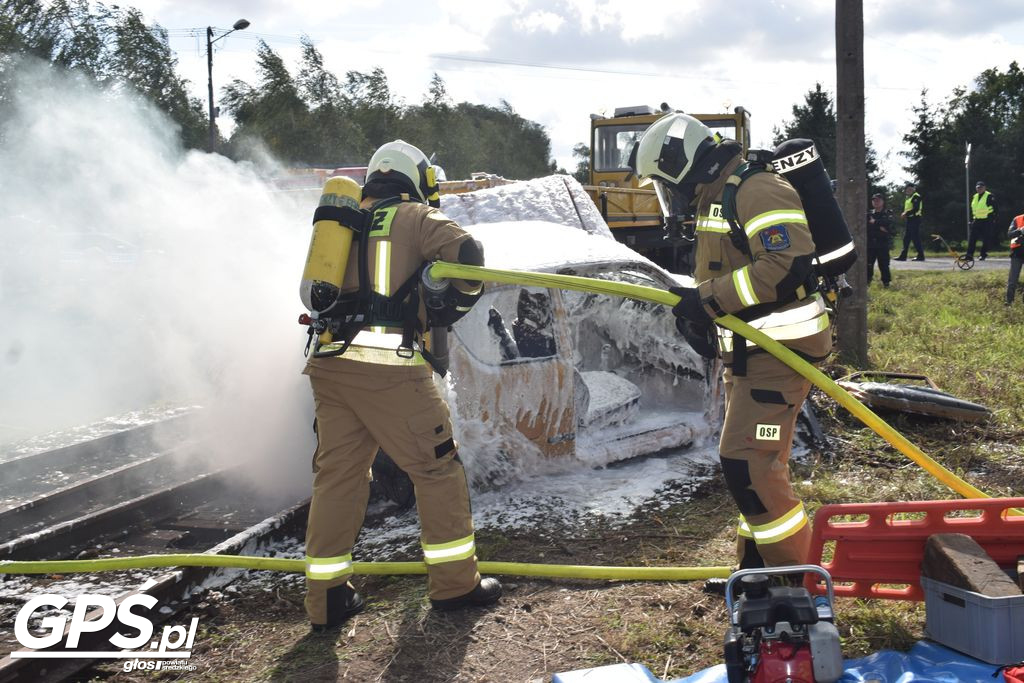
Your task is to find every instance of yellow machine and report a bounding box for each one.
[584,104,751,270]
[299,175,363,343]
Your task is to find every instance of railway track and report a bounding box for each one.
[0,420,313,683]
[0,415,197,511]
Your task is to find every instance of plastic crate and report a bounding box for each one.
[921,576,1024,665]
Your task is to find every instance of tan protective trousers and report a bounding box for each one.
[720,353,813,568]
[302,357,480,623]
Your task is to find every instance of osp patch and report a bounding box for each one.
[760,225,791,251]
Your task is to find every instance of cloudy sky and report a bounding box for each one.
[130,0,1024,182]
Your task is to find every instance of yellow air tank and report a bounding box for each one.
[300,175,362,317]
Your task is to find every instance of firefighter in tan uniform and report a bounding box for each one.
[630,114,832,569]
[301,141,501,630]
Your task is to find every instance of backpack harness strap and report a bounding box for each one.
[307,197,432,369]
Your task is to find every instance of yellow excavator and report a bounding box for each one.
[583,104,751,271]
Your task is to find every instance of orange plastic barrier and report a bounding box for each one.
[805,498,1024,601]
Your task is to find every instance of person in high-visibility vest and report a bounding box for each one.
[1006,213,1024,305]
[300,140,501,631]
[896,182,925,261]
[967,181,998,261]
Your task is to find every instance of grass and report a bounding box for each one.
[861,269,1024,426]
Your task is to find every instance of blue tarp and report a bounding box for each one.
[552,641,1005,683]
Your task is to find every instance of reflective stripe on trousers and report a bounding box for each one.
[736,502,808,544]
[422,533,476,565]
[305,553,353,580]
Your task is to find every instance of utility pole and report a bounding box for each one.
[206,19,250,153]
[206,27,215,152]
[835,0,867,366]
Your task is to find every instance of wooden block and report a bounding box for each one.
[922,533,1022,597]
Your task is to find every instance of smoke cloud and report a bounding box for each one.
[0,59,318,498]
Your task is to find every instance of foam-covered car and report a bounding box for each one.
[370,176,720,501]
[445,221,720,487]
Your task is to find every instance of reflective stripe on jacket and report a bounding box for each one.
[716,295,829,352]
[314,200,477,367]
[692,156,832,363]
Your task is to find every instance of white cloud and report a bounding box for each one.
[521,10,566,33]
[143,0,1022,182]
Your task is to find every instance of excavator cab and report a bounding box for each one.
[585,104,751,272]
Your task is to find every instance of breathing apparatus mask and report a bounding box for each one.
[651,177,696,242]
[628,113,737,243]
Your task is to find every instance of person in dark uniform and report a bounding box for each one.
[896,182,924,261]
[1006,213,1024,305]
[866,193,892,287]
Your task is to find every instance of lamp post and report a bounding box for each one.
[206,18,250,152]
[964,142,972,243]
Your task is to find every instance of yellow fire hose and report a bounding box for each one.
[428,261,994,502]
[0,556,730,580]
[0,263,1005,579]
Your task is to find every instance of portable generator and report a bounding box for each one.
[723,565,843,683]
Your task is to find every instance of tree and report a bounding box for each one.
[293,36,365,164]
[0,0,57,61]
[424,72,449,110]
[221,40,311,160]
[344,66,400,154]
[774,83,883,188]
[571,143,590,183]
[296,35,339,108]
[900,63,1024,243]
[109,9,205,148]
[0,0,206,149]
[775,83,837,174]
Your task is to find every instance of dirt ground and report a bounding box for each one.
[78,391,1024,683]
[76,474,752,682]
[79,480,922,683]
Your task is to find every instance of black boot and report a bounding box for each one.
[894,253,907,261]
[311,584,365,632]
[430,577,503,611]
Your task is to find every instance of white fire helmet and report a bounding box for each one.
[629,113,716,219]
[366,140,441,207]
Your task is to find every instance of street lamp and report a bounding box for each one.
[206,18,250,152]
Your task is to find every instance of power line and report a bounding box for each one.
[430,52,742,83]
[429,52,917,93]
[163,27,917,93]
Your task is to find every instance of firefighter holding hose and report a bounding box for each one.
[629,114,835,570]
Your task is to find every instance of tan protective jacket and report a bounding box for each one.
[316,198,481,366]
[691,157,832,365]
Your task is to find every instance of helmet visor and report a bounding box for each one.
[652,179,679,219]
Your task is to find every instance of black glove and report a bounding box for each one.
[679,319,717,359]
[668,287,716,359]
[669,286,713,326]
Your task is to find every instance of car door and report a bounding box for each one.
[450,284,577,458]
